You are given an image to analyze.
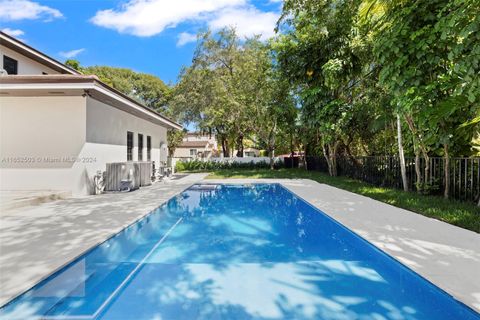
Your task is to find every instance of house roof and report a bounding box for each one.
[0,31,81,75]
[0,75,182,130]
[178,140,211,148]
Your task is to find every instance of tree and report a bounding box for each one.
[374,0,480,196]
[171,28,296,163]
[65,59,84,73]
[275,0,366,176]
[167,129,187,157]
[170,28,298,165]
[83,66,171,113]
[248,41,297,168]
[171,62,234,157]
[396,114,409,191]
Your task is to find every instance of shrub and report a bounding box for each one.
[175,159,271,172]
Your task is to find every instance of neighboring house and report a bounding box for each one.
[174,132,218,159]
[0,31,181,195]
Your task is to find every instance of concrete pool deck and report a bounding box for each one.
[0,175,479,313]
[0,173,208,306]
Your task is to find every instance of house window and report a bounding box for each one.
[3,56,18,75]
[190,149,197,156]
[138,133,144,161]
[245,151,255,157]
[147,136,151,161]
[127,131,133,161]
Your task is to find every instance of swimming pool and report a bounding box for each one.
[0,183,478,319]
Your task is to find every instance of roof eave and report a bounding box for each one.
[0,77,183,130]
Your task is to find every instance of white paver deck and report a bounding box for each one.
[0,175,479,314]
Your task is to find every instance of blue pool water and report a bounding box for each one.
[1,184,479,320]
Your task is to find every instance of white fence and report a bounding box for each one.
[211,157,274,164]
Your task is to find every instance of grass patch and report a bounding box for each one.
[205,168,480,233]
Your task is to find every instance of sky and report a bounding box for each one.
[0,0,283,84]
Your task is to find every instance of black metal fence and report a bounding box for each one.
[306,156,480,203]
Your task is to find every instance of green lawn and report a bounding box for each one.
[204,168,480,233]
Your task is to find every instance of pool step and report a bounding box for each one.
[189,184,219,191]
[42,262,137,318]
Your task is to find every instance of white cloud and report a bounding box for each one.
[90,0,279,41]
[1,28,25,37]
[59,48,85,59]
[177,32,197,47]
[91,0,246,37]
[0,0,63,21]
[208,6,279,40]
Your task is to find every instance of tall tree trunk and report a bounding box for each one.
[221,136,230,158]
[290,132,295,168]
[330,153,337,176]
[323,142,338,176]
[414,145,422,193]
[405,114,430,189]
[410,126,422,193]
[444,144,450,199]
[322,144,332,176]
[424,153,430,187]
[397,114,409,191]
[269,148,275,170]
[290,132,294,157]
[236,134,244,157]
[268,122,277,170]
[303,144,308,170]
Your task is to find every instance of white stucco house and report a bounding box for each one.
[0,31,181,195]
[173,132,218,160]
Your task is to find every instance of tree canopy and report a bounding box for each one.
[170,28,297,166]
[270,0,479,196]
[65,61,172,115]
